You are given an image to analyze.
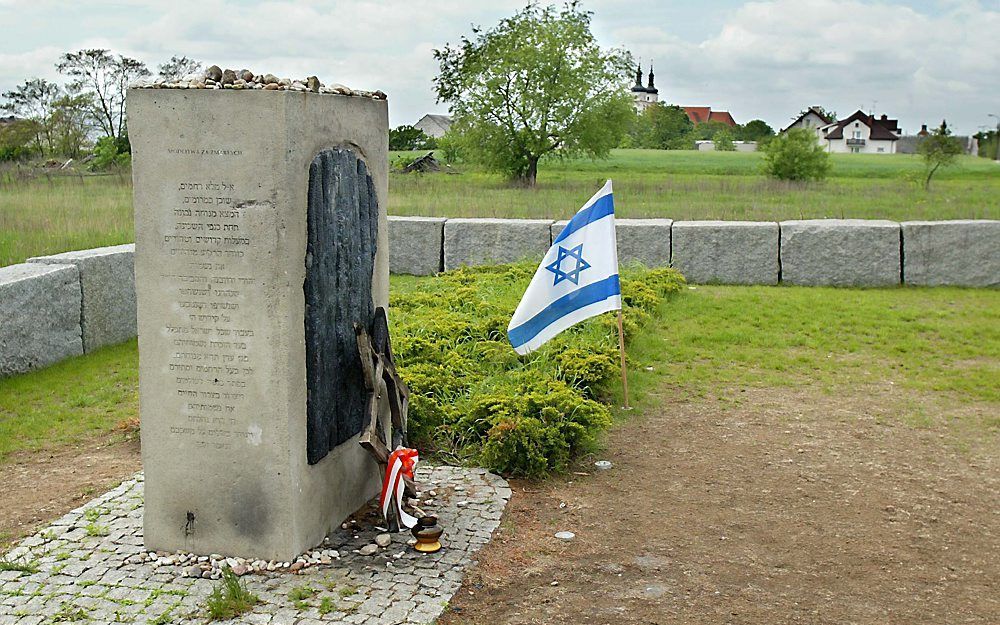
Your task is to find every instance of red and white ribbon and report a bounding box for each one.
[380,447,419,530]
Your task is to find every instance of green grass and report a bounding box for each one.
[0,278,996,468]
[204,567,258,620]
[3,150,998,266]
[0,339,138,463]
[0,171,133,267]
[0,557,39,574]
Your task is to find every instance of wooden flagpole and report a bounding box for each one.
[616,309,630,409]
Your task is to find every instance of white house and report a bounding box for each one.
[413,114,453,139]
[782,106,834,141]
[821,110,900,154]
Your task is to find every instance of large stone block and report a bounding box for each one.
[0,263,83,377]
[388,216,445,275]
[444,218,552,270]
[672,221,779,285]
[780,220,900,287]
[551,218,672,268]
[129,87,389,560]
[29,244,136,352]
[901,220,1000,286]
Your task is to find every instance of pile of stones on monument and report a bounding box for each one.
[136,486,447,580]
[131,64,387,99]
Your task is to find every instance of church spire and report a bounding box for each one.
[634,62,643,89]
[647,63,656,92]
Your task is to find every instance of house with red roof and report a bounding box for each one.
[681,107,736,127]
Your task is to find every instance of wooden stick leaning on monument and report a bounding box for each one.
[355,308,417,501]
[617,309,630,409]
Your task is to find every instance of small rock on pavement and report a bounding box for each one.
[359,544,379,556]
[375,533,392,548]
[554,531,575,541]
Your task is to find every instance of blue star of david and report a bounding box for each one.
[546,244,591,286]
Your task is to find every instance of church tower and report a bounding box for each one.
[631,62,659,113]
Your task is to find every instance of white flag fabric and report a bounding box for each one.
[507,180,621,355]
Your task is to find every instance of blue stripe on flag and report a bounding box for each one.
[552,194,615,245]
[507,275,622,349]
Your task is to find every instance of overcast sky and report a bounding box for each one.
[1,0,997,135]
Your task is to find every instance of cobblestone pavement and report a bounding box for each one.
[0,465,510,625]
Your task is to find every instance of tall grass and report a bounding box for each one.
[2,151,998,267]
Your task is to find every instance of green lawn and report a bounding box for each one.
[2,278,996,464]
[2,150,998,266]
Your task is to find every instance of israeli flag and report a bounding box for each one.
[507,180,621,355]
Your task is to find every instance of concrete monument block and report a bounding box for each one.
[0,263,83,377]
[780,219,900,287]
[128,87,389,560]
[444,218,552,270]
[551,218,672,267]
[29,244,136,351]
[672,221,779,285]
[388,216,446,275]
[901,220,1000,286]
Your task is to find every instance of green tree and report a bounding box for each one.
[57,49,150,140]
[714,129,735,151]
[737,119,774,142]
[157,55,202,81]
[49,93,93,158]
[0,118,37,161]
[1,78,61,155]
[389,125,435,151]
[433,2,634,185]
[917,120,963,190]
[694,120,731,141]
[762,128,830,181]
[643,103,694,149]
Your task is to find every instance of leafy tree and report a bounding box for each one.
[762,128,830,181]
[433,2,634,185]
[1,78,62,155]
[738,119,774,142]
[0,119,37,161]
[389,125,435,151]
[435,130,464,164]
[917,120,963,190]
[49,93,93,158]
[694,120,731,141]
[158,55,202,81]
[57,49,150,140]
[644,103,694,149]
[714,129,736,151]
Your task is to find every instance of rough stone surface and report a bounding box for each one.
[672,221,779,285]
[129,88,390,561]
[28,244,136,352]
[305,148,378,463]
[901,220,1000,287]
[551,218,672,268]
[444,218,552,270]
[0,465,510,625]
[388,216,445,275]
[780,219,901,287]
[0,263,83,377]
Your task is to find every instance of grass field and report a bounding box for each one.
[2,278,996,464]
[2,150,998,266]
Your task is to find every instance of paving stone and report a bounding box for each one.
[671,220,779,285]
[0,464,507,624]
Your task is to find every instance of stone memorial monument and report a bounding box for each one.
[128,77,390,560]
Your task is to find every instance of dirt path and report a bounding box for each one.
[440,386,1000,625]
[0,436,140,550]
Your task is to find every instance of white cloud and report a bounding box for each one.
[1,1,998,132]
[621,0,1000,133]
